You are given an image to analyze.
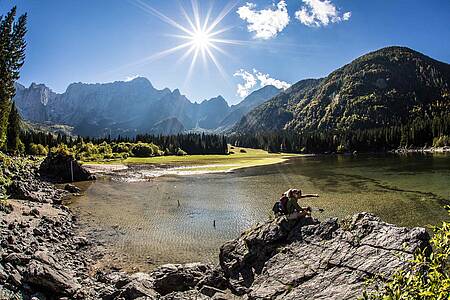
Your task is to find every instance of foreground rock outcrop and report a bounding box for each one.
[219,215,429,299]
[40,152,95,183]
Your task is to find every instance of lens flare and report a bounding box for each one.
[132,0,241,81]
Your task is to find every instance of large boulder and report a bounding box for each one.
[23,251,81,296]
[219,213,430,299]
[151,263,211,296]
[117,272,158,299]
[39,152,95,182]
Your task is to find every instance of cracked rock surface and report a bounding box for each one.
[219,214,429,300]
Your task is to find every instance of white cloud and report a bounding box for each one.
[254,70,291,90]
[237,1,290,40]
[234,69,291,98]
[125,75,139,82]
[233,69,258,98]
[343,11,351,21]
[295,0,351,27]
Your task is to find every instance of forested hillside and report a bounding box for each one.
[233,47,450,152]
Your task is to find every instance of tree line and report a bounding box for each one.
[230,114,450,153]
[20,130,229,158]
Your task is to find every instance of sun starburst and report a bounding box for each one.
[132,0,241,81]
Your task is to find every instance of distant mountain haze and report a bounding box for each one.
[234,46,450,134]
[13,77,281,137]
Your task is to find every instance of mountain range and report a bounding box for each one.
[234,46,450,134]
[15,46,450,140]
[14,78,280,137]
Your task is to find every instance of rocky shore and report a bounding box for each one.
[391,146,450,154]
[1,155,431,299]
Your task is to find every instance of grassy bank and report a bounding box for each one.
[82,146,303,172]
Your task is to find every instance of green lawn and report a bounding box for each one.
[83,146,303,172]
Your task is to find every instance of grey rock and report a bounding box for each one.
[118,272,158,299]
[151,263,211,296]
[24,256,81,295]
[4,252,30,265]
[8,268,23,286]
[64,183,81,193]
[218,213,429,300]
[0,264,8,281]
[31,208,40,217]
[160,290,210,300]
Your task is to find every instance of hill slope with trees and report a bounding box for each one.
[233,47,450,152]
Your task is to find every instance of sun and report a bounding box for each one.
[132,0,241,80]
[191,29,211,50]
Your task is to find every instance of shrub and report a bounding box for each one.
[361,207,450,300]
[131,142,154,157]
[112,142,132,154]
[29,143,48,156]
[50,144,73,157]
[176,148,187,156]
[433,136,450,147]
[337,144,347,153]
[98,141,112,155]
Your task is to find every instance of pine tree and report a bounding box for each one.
[6,101,20,152]
[0,7,27,150]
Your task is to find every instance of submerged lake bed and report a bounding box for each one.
[70,153,450,271]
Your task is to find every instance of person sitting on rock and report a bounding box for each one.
[284,188,319,220]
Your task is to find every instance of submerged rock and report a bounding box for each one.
[40,152,95,183]
[64,183,81,193]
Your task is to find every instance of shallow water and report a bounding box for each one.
[71,153,450,270]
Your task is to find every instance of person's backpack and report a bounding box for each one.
[272,195,289,215]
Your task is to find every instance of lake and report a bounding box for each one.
[71,153,450,271]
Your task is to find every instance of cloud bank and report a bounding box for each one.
[237,1,290,40]
[234,69,291,98]
[295,0,351,27]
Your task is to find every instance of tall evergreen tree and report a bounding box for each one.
[6,101,20,152]
[0,6,27,150]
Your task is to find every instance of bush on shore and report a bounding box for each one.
[433,136,450,148]
[29,143,48,156]
[361,207,450,300]
[0,152,13,199]
[39,141,186,162]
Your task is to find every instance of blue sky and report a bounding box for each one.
[1,0,450,104]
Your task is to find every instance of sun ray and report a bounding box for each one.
[208,26,234,38]
[202,3,213,32]
[176,44,197,66]
[204,46,227,81]
[184,47,200,86]
[191,0,201,30]
[205,0,240,34]
[178,2,196,32]
[209,38,249,46]
[209,42,231,58]
[133,0,194,36]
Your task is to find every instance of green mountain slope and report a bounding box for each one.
[234,46,450,134]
